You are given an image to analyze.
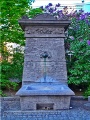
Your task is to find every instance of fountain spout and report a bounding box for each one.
[40,51,51,59]
[40,52,51,82]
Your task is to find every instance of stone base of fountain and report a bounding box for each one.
[16,83,75,110]
[20,95,71,110]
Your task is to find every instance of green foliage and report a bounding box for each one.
[66,15,90,97]
[0,90,7,97]
[0,60,18,90]
[1,49,24,90]
[9,51,24,80]
[0,78,18,91]
[0,0,32,45]
[84,85,90,98]
[0,0,31,95]
[67,18,90,83]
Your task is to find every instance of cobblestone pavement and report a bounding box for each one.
[1,107,90,120]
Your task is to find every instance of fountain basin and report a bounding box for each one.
[16,83,75,110]
[26,84,64,90]
[16,83,75,96]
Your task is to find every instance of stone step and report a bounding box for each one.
[2,109,90,120]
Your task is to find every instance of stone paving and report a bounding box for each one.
[1,107,90,120]
[1,96,90,120]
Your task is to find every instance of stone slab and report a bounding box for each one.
[22,61,67,84]
[1,97,20,111]
[88,96,90,102]
[25,26,65,37]
[2,109,90,120]
[25,38,66,62]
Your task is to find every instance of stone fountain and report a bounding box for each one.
[16,13,75,110]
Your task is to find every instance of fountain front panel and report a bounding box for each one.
[16,13,75,110]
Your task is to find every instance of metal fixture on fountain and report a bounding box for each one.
[40,51,51,82]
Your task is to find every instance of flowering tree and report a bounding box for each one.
[66,10,90,97]
[40,3,90,97]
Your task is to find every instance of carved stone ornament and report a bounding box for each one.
[25,27,64,34]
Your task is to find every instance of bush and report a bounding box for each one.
[84,85,90,98]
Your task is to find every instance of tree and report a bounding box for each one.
[0,0,35,96]
[41,3,90,97]
[66,11,90,97]
[1,0,34,45]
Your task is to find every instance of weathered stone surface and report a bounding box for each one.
[25,27,65,37]
[22,37,67,84]
[20,96,71,110]
[22,61,67,84]
[2,109,90,120]
[25,38,65,61]
[1,97,20,111]
[25,27,64,34]
[19,13,70,31]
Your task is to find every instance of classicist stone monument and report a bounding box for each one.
[16,13,75,110]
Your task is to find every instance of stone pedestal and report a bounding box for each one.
[20,96,71,110]
[16,13,75,110]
